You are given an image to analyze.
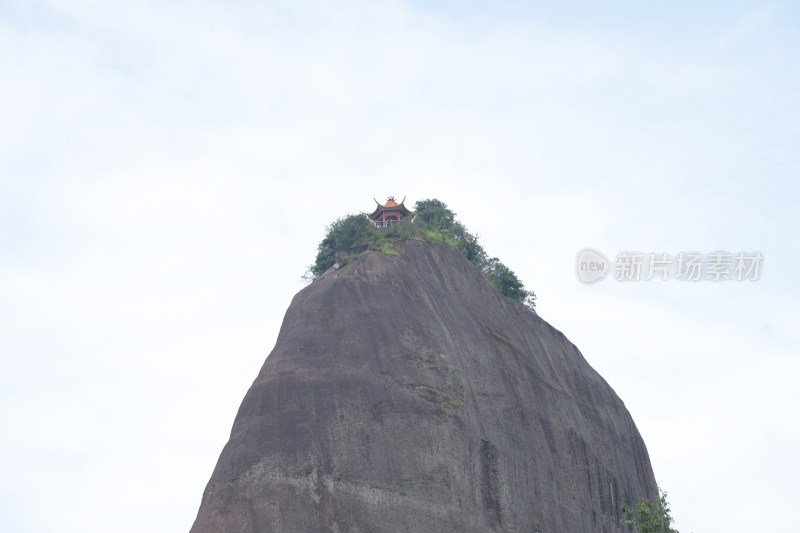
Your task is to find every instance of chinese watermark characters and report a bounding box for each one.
[575,248,763,284]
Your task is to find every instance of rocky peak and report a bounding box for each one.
[190,239,657,532]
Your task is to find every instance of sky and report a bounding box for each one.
[0,1,798,531]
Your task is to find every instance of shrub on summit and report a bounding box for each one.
[310,214,373,278]
[308,198,537,311]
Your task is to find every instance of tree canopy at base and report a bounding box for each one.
[620,489,680,533]
[307,198,537,311]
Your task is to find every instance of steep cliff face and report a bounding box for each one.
[191,239,657,533]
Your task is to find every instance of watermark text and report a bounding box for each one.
[575,248,763,284]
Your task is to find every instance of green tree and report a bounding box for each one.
[413,198,456,230]
[451,222,488,267]
[309,214,373,277]
[620,489,679,533]
[482,257,537,311]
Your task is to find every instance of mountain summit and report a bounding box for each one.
[190,239,657,532]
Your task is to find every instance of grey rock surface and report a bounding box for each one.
[190,239,657,532]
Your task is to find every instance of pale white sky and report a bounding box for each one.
[1,2,798,532]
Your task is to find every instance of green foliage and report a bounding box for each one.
[481,257,537,310]
[378,216,417,241]
[306,198,537,311]
[439,399,462,409]
[414,198,456,230]
[376,241,399,256]
[452,223,487,265]
[309,214,373,277]
[620,489,679,533]
[418,228,459,249]
[412,199,536,311]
